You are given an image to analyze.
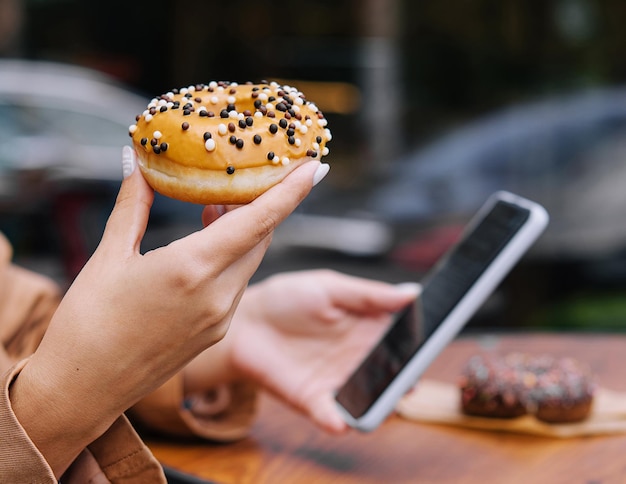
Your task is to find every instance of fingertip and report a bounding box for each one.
[312,395,349,435]
[201,205,226,227]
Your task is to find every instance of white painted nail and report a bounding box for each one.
[395,282,422,297]
[122,146,137,179]
[312,163,330,186]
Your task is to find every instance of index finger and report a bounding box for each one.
[324,272,421,315]
[179,160,322,263]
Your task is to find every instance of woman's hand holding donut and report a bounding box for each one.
[9,147,327,477]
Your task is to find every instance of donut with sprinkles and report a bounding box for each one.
[128,81,331,204]
[459,352,595,423]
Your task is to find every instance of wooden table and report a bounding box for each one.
[148,333,626,483]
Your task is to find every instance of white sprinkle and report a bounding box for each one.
[259,93,268,102]
[166,102,174,109]
[198,106,207,113]
[318,118,328,127]
[295,138,302,147]
[153,130,162,139]
[217,86,224,92]
[209,81,218,88]
[325,129,332,141]
[218,124,228,135]
[254,111,263,118]
[210,96,219,104]
[205,138,216,151]
[148,101,157,109]
[292,105,300,113]
[313,142,320,150]
[294,97,304,106]
[227,95,236,104]
[299,125,308,134]
[266,103,274,110]
[270,81,279,88]
[310,103,319,112]
[305,119,313,127]
[145,114,153,122]
[166,92,174,98]
[281,156,290,166]
[180,88,189,95]
[142,109,150,117]
[272,155,280,164]
[322,147,329,156]
[229,110,239,119]
[129,124,137,133]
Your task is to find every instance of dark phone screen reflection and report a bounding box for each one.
[335,200,530,419]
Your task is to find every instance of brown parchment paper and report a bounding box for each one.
[396,379,626,438]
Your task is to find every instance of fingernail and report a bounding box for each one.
[312,163,330,186]
[122,145,137,179]
[395,282,421,297]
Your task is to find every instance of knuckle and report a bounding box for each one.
[256,205,282,240]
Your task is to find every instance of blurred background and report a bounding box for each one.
[1,0,626,332]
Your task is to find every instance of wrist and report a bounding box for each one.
[10,357,120,477]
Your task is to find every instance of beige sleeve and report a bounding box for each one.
[129,372,258,442]
[0,233,61,374]
[0,361,57,483]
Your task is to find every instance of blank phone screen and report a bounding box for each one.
[335,200,531,419]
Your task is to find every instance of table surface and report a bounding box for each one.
[148,333,626,484]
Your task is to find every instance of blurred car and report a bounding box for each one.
[368,86,626,262]
[0,59,202,280]
[282,86,626,275]
[0,59,147,190]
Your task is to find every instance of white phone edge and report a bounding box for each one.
[336,191,549,432]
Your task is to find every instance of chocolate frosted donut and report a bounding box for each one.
[128,81,331,205]
[459,353,594,423]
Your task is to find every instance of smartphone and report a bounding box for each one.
[334,191,549,431]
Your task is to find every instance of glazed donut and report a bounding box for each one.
[459,353,594,423]
[128,81,331,204]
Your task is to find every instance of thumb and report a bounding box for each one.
[99,146,154,256]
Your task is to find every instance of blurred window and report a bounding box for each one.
[22,103,125,146]
[0,97,126,145]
